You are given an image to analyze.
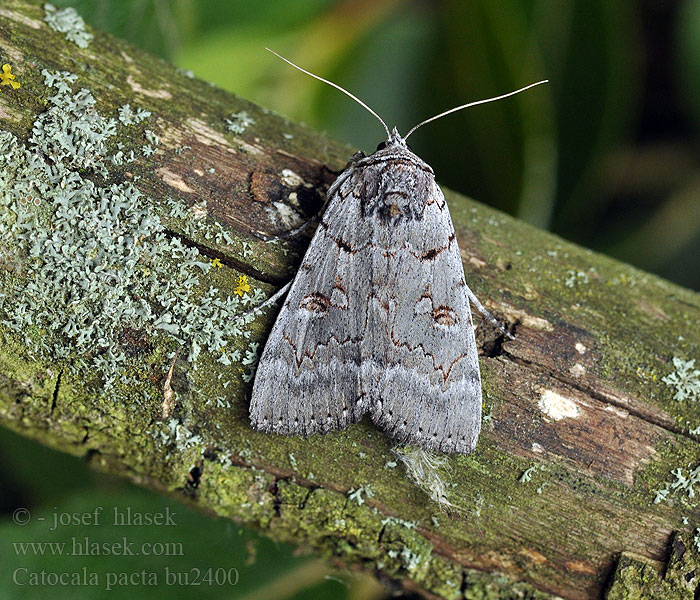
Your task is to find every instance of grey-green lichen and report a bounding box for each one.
[654,464,700,504]
[347,485,375,506]
[663,357,700,402]
[519,463,546,484]
[0,69,262,395]
[225,111,255,134]
[117,103,151,126]
[43,3,92,49]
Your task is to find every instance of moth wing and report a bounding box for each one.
[364,180,482,454]
[250,172,370,435]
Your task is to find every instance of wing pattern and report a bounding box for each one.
[250,147,482,454]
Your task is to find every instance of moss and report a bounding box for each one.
[605,534,700,599]
[190,469,549,599]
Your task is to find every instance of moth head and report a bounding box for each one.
[376,127,411,153]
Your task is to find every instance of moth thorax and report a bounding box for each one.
[379,191,417,222]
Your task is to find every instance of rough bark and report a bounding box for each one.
[1,1,700,599]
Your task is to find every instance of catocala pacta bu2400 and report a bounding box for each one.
[250,51,546,454]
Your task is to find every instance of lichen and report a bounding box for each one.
[0,70,262,396]
[564,269,590,287]
[225,111,255,134]
[117,103,151,126]
[0,64,20,89]
[234,275,252,297]
[43,3,93,49]
[519,463,546,484]
[240,340,260,382]
[654,464,700,504]
[663,357,700,402]
[380,516,416,529]
[1,8,698,597]
[347,485,375,506]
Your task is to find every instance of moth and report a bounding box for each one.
[250,50,546,454]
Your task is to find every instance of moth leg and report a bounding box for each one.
[250,217,317,242]
[235,280,292,321]
[465,284,514,340]
[250,186,337,242]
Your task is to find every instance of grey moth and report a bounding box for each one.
[249,51,545,454]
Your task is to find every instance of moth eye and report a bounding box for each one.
[376,141,388,151]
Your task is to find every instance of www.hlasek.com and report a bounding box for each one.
[13,537,183,557]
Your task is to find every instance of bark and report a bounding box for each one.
[2,1,700,599]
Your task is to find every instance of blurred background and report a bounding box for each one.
[2,0,700,598]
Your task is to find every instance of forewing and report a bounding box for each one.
[250,170,370,435]
[363,178,482,454]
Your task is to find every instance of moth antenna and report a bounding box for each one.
[266,48,392,141]
[403,80,549,141]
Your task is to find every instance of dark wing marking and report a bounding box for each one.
[250,170,370,435]
[362,177,482,454]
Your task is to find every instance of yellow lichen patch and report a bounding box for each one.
[234,275,251,297]
[0,64,20,89]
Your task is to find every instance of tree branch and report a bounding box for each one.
[1,2,700,599]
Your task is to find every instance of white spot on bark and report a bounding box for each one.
[188,119,231,148]
[467,256,487,269]
[570,364,586,377]
[604,404,629,418]
[269,203,303,228]
[500,305,554,331]
[157,167,194,193]
[190,200,207,219]
[281,168,304,187]
[237,140,264,155]
[127,74,172,99]
[0,8,42,28]
[538,390,580,421]
[575,342,586,354]
[531,442,544,454]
